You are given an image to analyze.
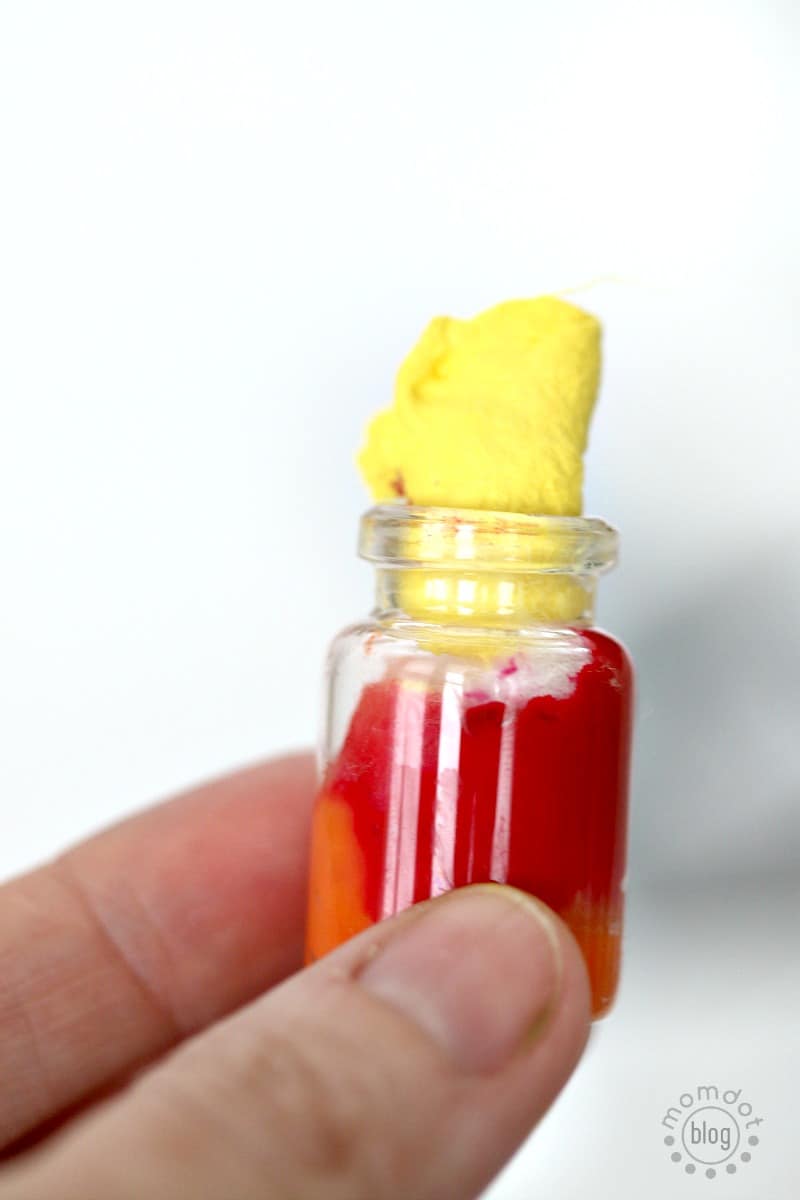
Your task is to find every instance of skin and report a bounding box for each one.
[0,753,591,1199]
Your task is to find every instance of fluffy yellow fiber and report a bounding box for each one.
[358,296,600,516]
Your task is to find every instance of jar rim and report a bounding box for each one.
[359,503,618,574]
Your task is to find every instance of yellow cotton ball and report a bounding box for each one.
[358,296,601,516]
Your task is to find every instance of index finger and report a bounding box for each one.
[0,752,315,1153]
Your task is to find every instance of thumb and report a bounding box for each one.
[0,885,591,1200]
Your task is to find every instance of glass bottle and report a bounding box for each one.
[305,504,634,1018]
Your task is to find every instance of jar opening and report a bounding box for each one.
[359,503,618,575]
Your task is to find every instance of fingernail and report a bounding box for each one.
[358,885,562,1073]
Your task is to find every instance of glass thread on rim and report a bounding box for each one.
[359,503,618,573]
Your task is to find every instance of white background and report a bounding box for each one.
[1,2,798,1196]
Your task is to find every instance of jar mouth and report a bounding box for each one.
[359,503,618,574]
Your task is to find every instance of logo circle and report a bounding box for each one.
[681,1106,740,1165]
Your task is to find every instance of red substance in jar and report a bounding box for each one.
[306,630,633,1016]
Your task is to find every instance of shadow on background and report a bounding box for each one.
[626,544,800,891]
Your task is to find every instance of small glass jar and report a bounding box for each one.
[305,504,634,1017]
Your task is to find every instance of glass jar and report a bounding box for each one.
[305,504,634,1018]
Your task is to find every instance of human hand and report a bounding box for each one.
[0,753,591,1199]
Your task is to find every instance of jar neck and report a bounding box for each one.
[373,567,598,627]
[360,505,617,629]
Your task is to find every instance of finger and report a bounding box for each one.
[0,752,315,1152]
[0,885,591,1200]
